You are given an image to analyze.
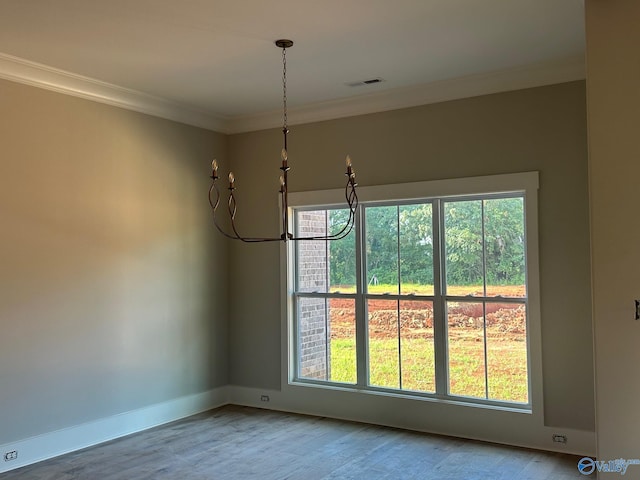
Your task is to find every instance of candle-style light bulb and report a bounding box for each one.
[211,159,218,177]
[228,172,235,188]
[345,155,352,168]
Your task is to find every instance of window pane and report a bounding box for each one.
[399,204,434,296]
[296,210,328,293]
[400,300,435,393]
[298,297,329,380]
[365,206,399,294]
[297,297,356,384]
[296,209,356,294]
[486,303,528,403]
[484,198,526,298]
[328,209,356,293]
[444,201,484,296]
[329,298,357,384]
[447,301,487,398]
[368,299,399,388]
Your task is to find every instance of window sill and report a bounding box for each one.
[288,379,532,414]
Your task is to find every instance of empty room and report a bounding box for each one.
[1,1,639,479]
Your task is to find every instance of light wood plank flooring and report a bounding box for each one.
[1,405,586,479]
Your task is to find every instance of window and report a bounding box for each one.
[288,173,537,409]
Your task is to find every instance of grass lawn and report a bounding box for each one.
[329,334,528,403]
[305,283,528,403]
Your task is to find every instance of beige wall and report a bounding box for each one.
[228,81,595,431]
[0,79,228,443]
[587,0,640,460]
[0,70,595,447]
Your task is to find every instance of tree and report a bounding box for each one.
[444,198,525,286]
[328,209,356,286]
[326,197,525,288]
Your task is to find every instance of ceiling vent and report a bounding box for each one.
[345,77,385,87]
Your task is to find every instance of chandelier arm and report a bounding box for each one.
[221,189,283,243]
[281,168,292,241]
[289,216,355,241]
[324,178,358,239]
[209,180,247,240]
[227,191,240,237]
[207,181,218,211]
[347,182,358,208]
[290,178,358,241]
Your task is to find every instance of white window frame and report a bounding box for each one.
[282,172,541,413]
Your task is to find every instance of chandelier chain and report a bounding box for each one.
[282,46,288,130]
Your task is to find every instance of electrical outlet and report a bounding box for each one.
[260,395,270,402]
[4,450,18,461]
[552,434,567,444]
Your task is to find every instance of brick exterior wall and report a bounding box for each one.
[297,211,330,380]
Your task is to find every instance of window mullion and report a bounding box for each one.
[354,206,367,388]
[396,206,402,390]
[432,199,448,396]
[481,201,489,399]
[324,212,329,381]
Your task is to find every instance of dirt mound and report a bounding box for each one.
[329,301,525,340]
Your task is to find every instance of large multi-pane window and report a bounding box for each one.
[291,183,534,408]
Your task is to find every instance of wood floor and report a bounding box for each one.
[2,405,585,479]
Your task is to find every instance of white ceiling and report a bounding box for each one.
[0,0,585,132]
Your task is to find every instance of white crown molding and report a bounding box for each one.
[227,55,586,133]
[0,52,229,133]
[0,52,584,135]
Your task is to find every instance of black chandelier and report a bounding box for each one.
[208,39,358,242]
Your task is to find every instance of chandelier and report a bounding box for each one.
[208,39,358,242]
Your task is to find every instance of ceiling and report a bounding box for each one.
[0,0,585,133]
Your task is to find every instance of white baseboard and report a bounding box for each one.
[227,385,596,458]
[0,386,229,473]
[2,384,595,473]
